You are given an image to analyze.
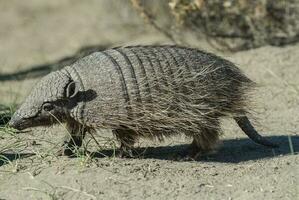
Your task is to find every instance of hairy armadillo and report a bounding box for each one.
[9,45,278,158]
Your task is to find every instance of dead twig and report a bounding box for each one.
[130,0,178,44]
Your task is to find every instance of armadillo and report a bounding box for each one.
[9,45,278,158]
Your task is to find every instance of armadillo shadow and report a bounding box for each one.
[0,153,35,167]
[0,44,110,81]
[0,104,12,125]
[0,114,11,125]
[92,135,298,163]
[0,136,296,167]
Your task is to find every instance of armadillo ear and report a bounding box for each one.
[66,81,79,98]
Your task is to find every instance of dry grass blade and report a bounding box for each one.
[23,180,97,200]
[0,126,28,154]
[288,135,295,155]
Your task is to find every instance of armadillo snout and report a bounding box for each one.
[8,115,26,130]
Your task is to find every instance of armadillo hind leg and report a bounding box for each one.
[113,128,137,158]
[57,120,88,156]
[185,126,220,160]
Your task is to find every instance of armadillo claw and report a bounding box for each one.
[116,148,134,158]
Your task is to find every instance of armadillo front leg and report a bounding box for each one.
[57,120,87,156]
[113,129,137,158]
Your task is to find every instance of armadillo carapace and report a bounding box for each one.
[9,45,278,158]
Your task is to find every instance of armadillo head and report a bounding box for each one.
[9,70,79,130]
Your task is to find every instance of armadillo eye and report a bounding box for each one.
[42,103,54,112]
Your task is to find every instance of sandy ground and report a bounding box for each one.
[0,1,298,200]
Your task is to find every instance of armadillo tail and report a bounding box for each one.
[234,116,279,148]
